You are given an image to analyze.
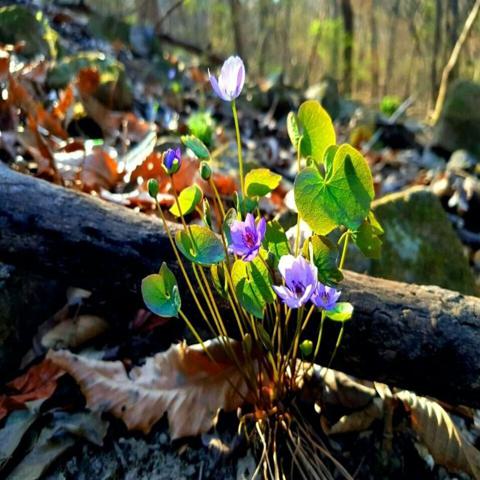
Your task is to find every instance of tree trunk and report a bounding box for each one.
[1,165,480,408]
[340,0,354,96]
[330,0,340,79]
[431,0,443,104]
[432,0,480,123]
[229,0,246,64]
[281,0,293,85]
[369,0,380,102]
[383,0,401,96]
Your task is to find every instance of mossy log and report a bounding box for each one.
[1,164,480,407]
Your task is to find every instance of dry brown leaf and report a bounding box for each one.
[41,315,109,350]
[0,49,9,82]
[323,398,384,435]
[0,359,65,420]
[396,391,480,479]
[47,339,250,438]
[79,149,120,192]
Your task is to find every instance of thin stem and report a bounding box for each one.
[231,100,245,199]
[327,323,345,370]
[294,136,303,256]
[313,310,326,359]
[339,230,350,270]
[208,176,226,223]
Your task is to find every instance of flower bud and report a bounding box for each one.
[200,161,212,181]
[299,339,313,357]
[162,147,182,175]
[147,178,159,198]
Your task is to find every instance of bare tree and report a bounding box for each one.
[369,0,380,101]
[281,0,293,85]
[340,0,353,95]
[432,0,480,122]
[229,0,246,63]
[431,0,443,103]
[330,0,340,79]
[383,0,401,96]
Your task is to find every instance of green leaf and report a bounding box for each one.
[181,135,210,160]
[297,100,336,165]
[287,111,302,150]
[231,253,275,319]
[142,263,181,317]
[325,302,353,322]
[263,220,290,267]
[294,144,374,234]
[245,168,282,198]
[222,208,238,244]
[210,264,228,298]
[303,235,343,285]
[352,213,383,259]
[175,225,225,266]
[169,184,203,217]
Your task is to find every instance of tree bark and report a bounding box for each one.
[383,0,401,96]
[369,0,380,102]
[432,0,480,123]
[229,0,246,64]
[1,165,480,408]
[431,0,443,104]
[340,0,354,96]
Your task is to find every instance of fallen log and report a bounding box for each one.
[1,164,480,408]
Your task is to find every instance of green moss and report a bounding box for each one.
[433,80,480,157]
[370,187,477,295]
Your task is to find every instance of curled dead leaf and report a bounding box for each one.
[396,391,480,479]
[41,315,109,350]
[322,398,384,435]
[47,339,250,438]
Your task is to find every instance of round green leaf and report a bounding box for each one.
[325,302,353,322]
[231,254,275,319]
[245,168,282,198]
[175,225,225,266]
[294,144,374,234]
[353,218,383,259]
[141,263,181,317]
[263,220,290,267]
[303,235,343,285]
[169,184,203,217]
[181,135,210,160]
[297,100,336,165]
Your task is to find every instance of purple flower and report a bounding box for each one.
[163,147,182,174]
[311,283,341,310]
[229,213,266,261]
[209,56,245,102]
[273,255,318,309]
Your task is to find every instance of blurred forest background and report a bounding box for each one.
[91,0,480,118]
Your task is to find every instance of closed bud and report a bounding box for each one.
[200,161,212,180]
[299,339,313,357]
[147,178,159,198]
[202,198,212,228]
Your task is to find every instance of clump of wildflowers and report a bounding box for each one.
[142,52,379,478]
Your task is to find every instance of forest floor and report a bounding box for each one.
[1,2,480,479]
